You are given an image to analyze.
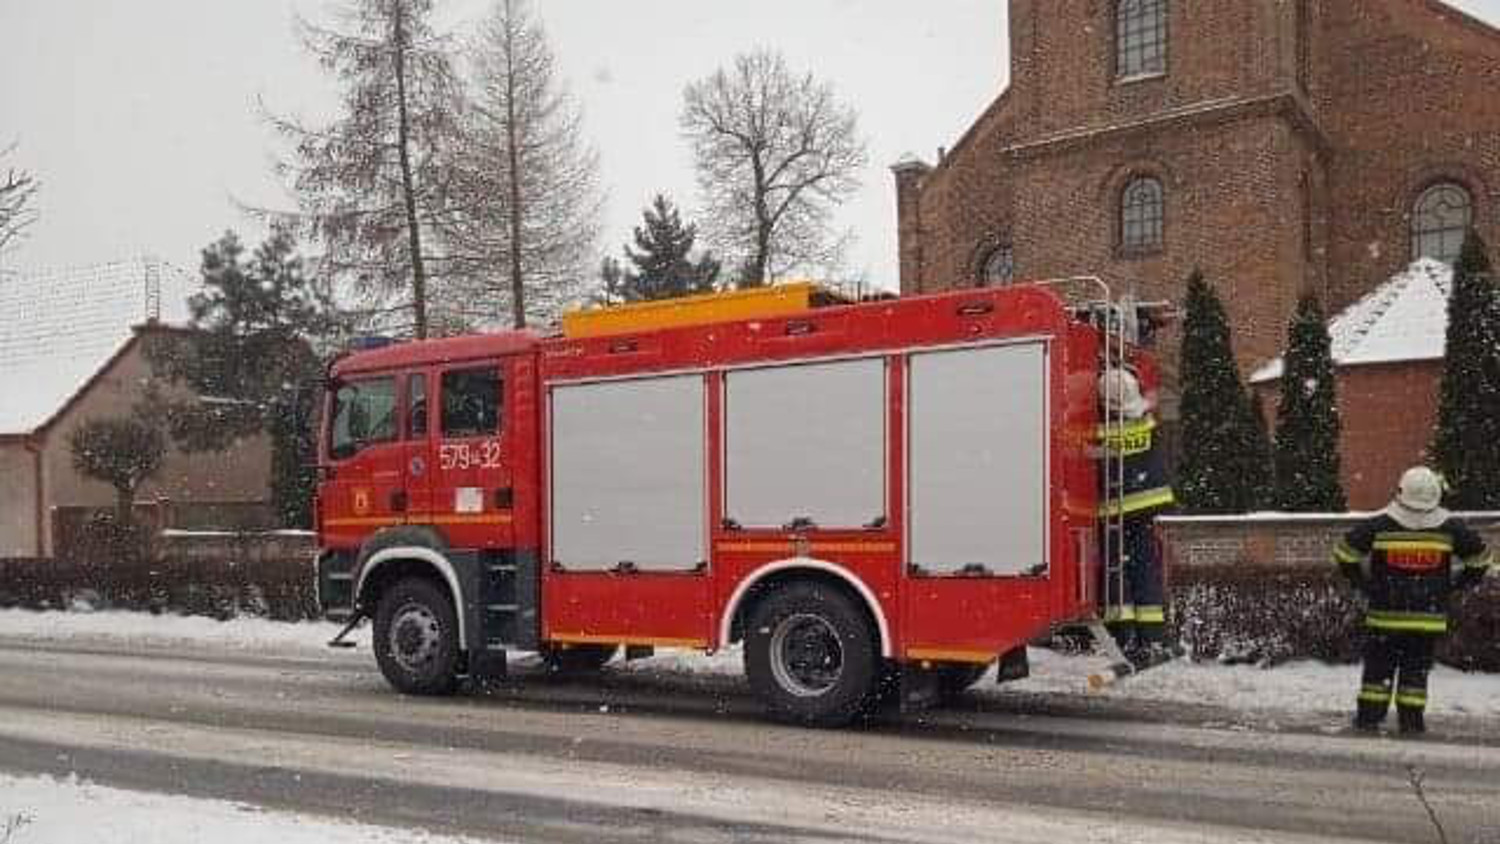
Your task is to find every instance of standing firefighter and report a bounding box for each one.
[1098,367,1176,666]
[1333,467,1493,735]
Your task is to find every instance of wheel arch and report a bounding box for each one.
[355,546,469,651]
[720,558,893,658]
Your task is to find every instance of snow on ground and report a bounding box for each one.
[0,608,368,656]
[2,608,1497,720]
[0,773,491,844]
[611,633,1500,721]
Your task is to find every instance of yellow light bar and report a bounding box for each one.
[562,282,819,339]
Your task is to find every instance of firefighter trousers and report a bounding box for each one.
[1103,516,1166,646]
[1357,632,1436,731]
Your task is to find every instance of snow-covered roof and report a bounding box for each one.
[1250,258,1452,384]
[0,259,196,435]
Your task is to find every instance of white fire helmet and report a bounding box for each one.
[1395,466,1444,513]
[1099,368,1150,418]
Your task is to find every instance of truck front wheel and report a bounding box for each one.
[373,577,460,696]
[744,582,878,727]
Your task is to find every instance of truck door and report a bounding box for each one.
[431,361,513,548]
[322,375,404,547]
[402,370,433,519]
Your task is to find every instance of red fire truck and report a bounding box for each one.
[314,280,1156,725]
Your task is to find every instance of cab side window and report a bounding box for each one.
[329,377,398,459]
[408,373,428,438]
[441,367,503,438]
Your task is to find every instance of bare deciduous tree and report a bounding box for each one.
[0,142,40,256]
[681,49,867,286]
[263,0,461,339]
[443,0,602,328]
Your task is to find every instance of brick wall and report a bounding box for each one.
[1253,359,1443,510]
[1161,512,1500,570]
[1316,0,1500,311]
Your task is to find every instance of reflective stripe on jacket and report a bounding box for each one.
[1097,416,1174,517]
[1330,515,1490,635]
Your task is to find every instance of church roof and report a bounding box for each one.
[1250,258,1453,384]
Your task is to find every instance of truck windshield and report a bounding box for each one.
[328,377,397,459]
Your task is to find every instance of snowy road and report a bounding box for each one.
[0,637,1497,843]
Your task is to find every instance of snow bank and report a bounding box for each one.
[0,608,367,655]
[613,641,1500,720]
[0,774,490,844]
[1010,648,1500,720]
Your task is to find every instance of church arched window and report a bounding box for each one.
[1120,176,1164,253]
[1411,182,1472,265]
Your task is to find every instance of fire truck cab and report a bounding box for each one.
[315,281,1153,725]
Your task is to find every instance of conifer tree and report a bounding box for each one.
[1245,391,1276,510]
[144,229,340,528]
[1432,230,1500,509]
[1272,294,1346,511]
[614,194,721,302]
[1177,270,1265,513]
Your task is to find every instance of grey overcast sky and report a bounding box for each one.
[3,0,1499,289]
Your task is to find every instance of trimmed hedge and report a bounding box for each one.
[1174,564,1500,672]
[0,554,318,622]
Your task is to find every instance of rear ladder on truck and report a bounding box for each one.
[1039,278,1149,688]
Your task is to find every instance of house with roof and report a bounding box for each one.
[1250,258,1453,510]
[0,260,272,558]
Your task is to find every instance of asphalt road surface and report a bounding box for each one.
[0,640,1496,844]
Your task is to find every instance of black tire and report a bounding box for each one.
[540,644,618,675]
[372,577,460,696]
[744,582,879,727]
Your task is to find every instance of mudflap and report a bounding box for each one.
[895,664,945,715]
[996,647,1030,684]
[469,649,509,682]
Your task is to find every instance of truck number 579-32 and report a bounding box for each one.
[439,440,502,471]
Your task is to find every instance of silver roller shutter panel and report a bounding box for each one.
[907,342,1048,576]
[550,374,706,572]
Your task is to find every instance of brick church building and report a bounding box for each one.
[893,0,1500,410]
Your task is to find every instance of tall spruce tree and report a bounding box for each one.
[1432,230,1500,509]
[614,194,721,302]
[1178,270,1267,513]
[1272,294,1346,511]
[1245,391,1276,510]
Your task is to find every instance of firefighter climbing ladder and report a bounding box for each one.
[1036,277,1136,686]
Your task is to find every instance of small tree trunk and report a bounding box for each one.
[115,486,134,527]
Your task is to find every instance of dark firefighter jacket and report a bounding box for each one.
[1098,417,1175,517]
[1332,515,1493,634]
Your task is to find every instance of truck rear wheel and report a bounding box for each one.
[744,582,878,727]
[541,644,618,674]
[373,577,460,696]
